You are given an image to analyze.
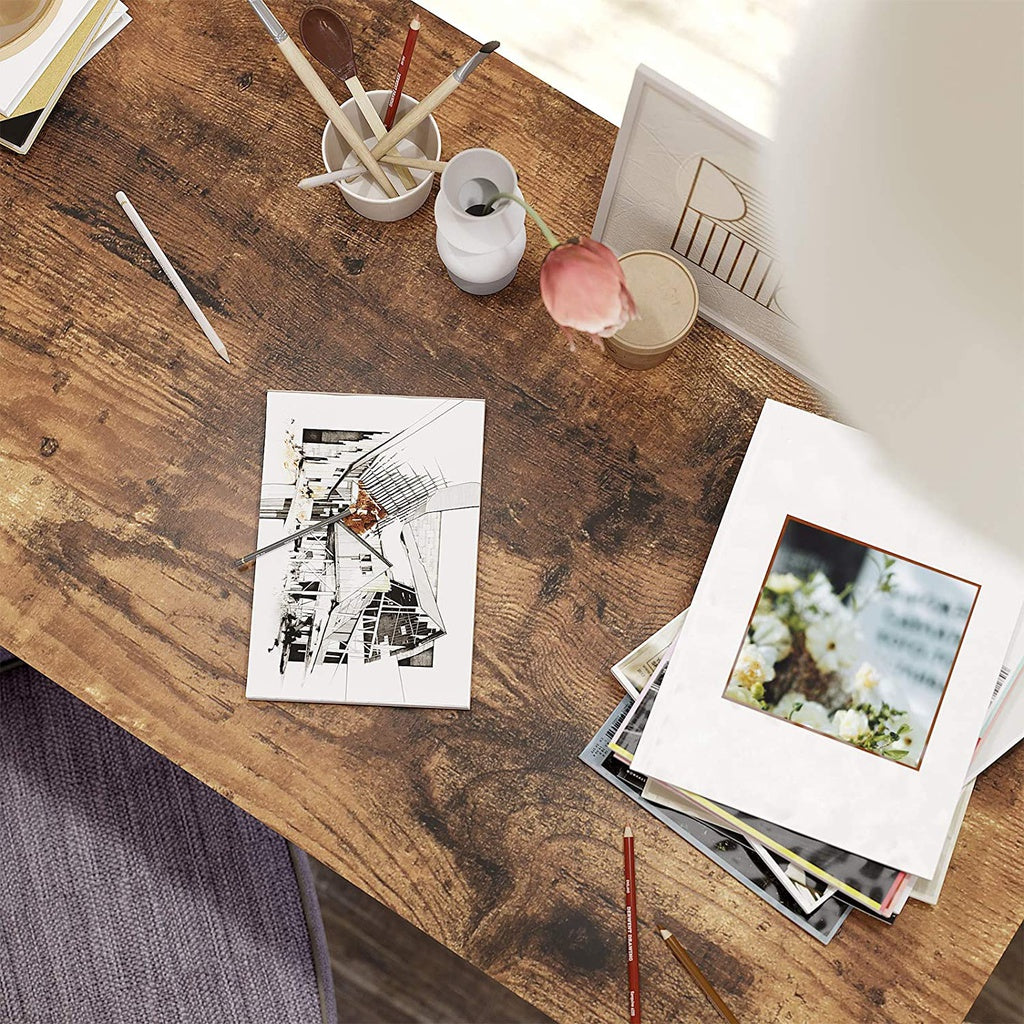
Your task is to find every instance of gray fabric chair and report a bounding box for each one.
[0,661,337,1024]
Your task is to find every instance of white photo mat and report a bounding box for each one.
[592,64,814,385]
[631,400,1024,879]
[246,392,484,709]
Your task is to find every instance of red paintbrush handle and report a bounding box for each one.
[384,21,420,130]
[624,832,641,1024]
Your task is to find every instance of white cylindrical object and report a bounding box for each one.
[434,148,527,295]
[321,91,440,223]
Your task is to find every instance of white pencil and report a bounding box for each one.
[115,190,231,365]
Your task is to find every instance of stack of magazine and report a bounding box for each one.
[583,400,1024,943]
[1,0,130,155]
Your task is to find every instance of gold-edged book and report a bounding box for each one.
[1,0,115,155]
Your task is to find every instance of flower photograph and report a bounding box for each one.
[723,517,980,769]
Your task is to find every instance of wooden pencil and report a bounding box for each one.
[623,826,641,1024]
[384,17,420,129]
[657,927,739,1024]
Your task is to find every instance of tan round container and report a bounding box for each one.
[607,250,699,369]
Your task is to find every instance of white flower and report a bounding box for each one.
[726,682,763,708]
[793,701,832,731]
[766,572,801,595]
[792,571,842,622]
[773,691,803,716]
[774,692,832,731]
[852,662,882,703]
[832,708,870,742]
[731,642,774,693]
[805,611,858,673]
[751,611,792,661]
[893,721,922,765]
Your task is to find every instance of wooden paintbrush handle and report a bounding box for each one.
[276,36,398,199]
[381,155,446,172]
[344,76,417,190]
[304,156,446,191]
[367,72,458,160]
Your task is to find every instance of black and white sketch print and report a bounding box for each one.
[246,393,485,708]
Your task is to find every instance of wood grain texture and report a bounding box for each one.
[1,3,1022,1022]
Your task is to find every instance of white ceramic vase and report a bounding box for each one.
[434,148,527,295]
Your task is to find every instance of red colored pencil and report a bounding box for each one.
[623,825,641,1023]
[384,17,420,129]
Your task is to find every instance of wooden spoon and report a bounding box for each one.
[300,6,416,190]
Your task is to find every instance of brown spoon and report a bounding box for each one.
[300,6,416,190]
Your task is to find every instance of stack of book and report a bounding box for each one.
[583,400,1024,943]
[0,0,130,155]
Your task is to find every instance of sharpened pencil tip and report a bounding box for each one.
[623,825,633,837]
[658,928,672,939]
[480,40,500,53]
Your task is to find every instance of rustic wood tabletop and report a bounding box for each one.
[2,2,1022,1021]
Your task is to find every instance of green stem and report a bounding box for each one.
[483,192,560,248]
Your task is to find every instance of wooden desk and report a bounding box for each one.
[2,3,1021,1021]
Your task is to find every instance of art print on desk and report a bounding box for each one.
[246,392,485,709]
[592,65,813,385]
[725,517,979,770]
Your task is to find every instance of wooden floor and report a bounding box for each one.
[968,927,1024,1024]
[309,860,551,1023]
[312,859,1022,1023]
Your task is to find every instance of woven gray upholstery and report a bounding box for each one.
[0,664,337,1024]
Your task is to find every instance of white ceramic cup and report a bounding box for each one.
[321,91,441,223]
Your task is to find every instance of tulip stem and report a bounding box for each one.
[482,192,560,248]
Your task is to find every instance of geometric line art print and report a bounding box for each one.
[247,393,484,709]
[672,157,790,322]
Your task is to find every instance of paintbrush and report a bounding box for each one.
[343,41,499,184]
[242,0,398,198]
[299,6,417,191]
[298,156,447,191]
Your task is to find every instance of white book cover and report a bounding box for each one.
[82,2,128,64]
[0,0,95,116]
[632,400,1023,879]
[245,392,485,709]
[0,0,120,156]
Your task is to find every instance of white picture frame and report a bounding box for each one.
[592,64,814,385]
[631,401,1024,880]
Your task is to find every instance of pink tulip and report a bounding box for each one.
[539,236,638,342]
[482,192,640,346]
